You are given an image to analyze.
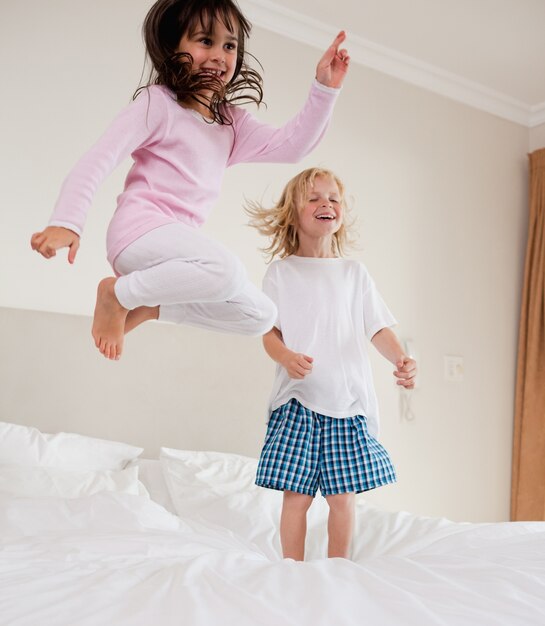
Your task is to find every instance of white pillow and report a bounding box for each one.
[159,450,464,562]
[160,447,329,559]
[132,458,176,514]
[0,463,145,499]
[0,421,143,470]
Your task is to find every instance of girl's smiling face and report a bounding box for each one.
[177,17,239,86]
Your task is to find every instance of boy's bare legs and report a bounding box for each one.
[326,493,355,558]
[280,491,314,561]
[125,305,159,334]
[92,277,129,360]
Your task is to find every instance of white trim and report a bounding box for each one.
[530,104,545,128]
[242,0,542,128]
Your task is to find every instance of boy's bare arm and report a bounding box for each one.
[371,327,417,389]
[263,327,313,380]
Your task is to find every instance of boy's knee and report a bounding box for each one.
[326,493,355,513]
[284,491,314,513]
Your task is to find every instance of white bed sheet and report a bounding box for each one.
[1,492,544,626]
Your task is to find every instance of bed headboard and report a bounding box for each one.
[0,307,274,459]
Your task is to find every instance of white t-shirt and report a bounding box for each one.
[263,256,397,438]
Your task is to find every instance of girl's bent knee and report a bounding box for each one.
[212,254,247,301]
[248,297,277,336]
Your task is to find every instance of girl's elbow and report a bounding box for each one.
[284,139,319,163]
[289,146,313,163]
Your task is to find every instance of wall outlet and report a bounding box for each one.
[444,355,464,382]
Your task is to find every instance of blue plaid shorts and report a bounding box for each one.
[255,398,397,497]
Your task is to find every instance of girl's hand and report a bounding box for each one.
[316,31,350,89]
[394,357,417,389]
[281,351,314,379]
[30,226,80,264]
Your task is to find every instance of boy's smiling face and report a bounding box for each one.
[296,175,343,243]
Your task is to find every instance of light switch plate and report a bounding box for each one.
[444,355,464,382]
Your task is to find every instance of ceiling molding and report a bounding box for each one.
[242,0,544,128]
[530,104,545,128]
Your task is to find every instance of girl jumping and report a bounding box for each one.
[248,167,417,560]
[31,0,350,360]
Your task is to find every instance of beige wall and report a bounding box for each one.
[0,1,531,522]
[530,123,545,152]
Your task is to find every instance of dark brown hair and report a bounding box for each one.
[136,0,264,124]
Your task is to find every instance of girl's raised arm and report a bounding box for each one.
[227,33,349,167]
[315,31,350,89]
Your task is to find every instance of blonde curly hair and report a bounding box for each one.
[246,168,353,260]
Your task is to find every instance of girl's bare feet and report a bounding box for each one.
[92,277,129,360]
[124,306,159,334]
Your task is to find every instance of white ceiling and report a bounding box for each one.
[242,0,545,126]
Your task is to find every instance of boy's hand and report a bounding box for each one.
[281,352,314,379]
[394,357,417,389]
[31,226,80,264]
[316,31,350,89]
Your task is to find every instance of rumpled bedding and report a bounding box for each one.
[1,492,544,626]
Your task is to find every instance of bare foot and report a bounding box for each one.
[92,277,129,360]
[124,306,159,334]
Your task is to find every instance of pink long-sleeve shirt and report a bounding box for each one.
[49,80,340,266]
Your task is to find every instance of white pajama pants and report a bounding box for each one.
[112,223,276,336]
